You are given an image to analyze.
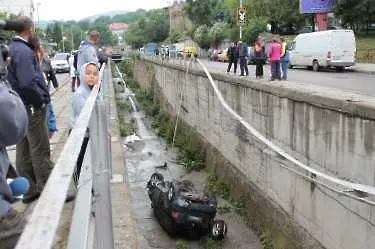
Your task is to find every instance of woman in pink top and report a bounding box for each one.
[268,38,282,81]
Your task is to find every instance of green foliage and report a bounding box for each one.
[167,30,181,43]
[335,0,375,33]
[194,25,211,49]
[242,17,268,43]
[206,176,230,200]
[175,240,189,249]
[0,12,19,41]
[125,9,169,48]
[209,22,228,47]
[199,236,223,249]
[112,9,147,23]
[260,231,274,249]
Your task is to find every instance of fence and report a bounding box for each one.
[15,63,115,249]
[356,48,375,63]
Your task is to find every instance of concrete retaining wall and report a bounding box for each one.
[134,57,375,249]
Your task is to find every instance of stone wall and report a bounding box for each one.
[134,57,375,249]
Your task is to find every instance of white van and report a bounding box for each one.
[289,30,356,71]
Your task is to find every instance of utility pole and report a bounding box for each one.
[61,23,65,52]
[71,26,74,50]
[239,0,243,40]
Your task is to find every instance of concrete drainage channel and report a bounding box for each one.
[113,63,262,249]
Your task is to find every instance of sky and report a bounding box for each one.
[36,0,171,21]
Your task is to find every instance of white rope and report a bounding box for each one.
[195,58,375,198]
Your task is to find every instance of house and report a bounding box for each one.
[0,0,34,18]
[109,22,129,46]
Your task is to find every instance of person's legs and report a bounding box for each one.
[47,103,58,138]
[275,60,281,80]
[76,76,80,87]
[27,106,53,194]
[0,208,27,249]
[16,109,38,202]
[244,60,249,76]
[227,60,233,73]
[73,137,90,186]
[281,61,288,80]
[233,59,238,74]
[71,77,76,92]
[270,61,276,80]
[239,57,245,76]
[256,60,261,77]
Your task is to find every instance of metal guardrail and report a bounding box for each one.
[143,54,375,204]
[15,63,115,249]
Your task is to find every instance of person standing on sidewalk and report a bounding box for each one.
[77,30,100,71]
[226,41,238,74]
[7,16,74,204]
[254,38,266,79]
[268,37,282,81]
[280,38,289,80]
[238,41,249,76]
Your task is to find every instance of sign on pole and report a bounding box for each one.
[237,7,247,26]
[300,0,336,14]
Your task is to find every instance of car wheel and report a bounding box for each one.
[168,184,175,201]
[289,64,294,69]
[312,60,319,72]
[150,173,164,186]
[211,220,227,240]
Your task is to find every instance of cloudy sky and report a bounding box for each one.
[36,0,170,20]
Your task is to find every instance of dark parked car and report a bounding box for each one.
[146,173,227,240]
[111,51,122,61]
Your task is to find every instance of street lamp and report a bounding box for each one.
[36,2,41,29]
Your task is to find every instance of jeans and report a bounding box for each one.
[270,60,281,80]
[47,103,57,133]
[16,106,53,200]
[239,57,248,76]
[281,60,289,80]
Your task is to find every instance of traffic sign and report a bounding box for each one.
[237,7,247,26]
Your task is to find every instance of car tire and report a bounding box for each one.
[150,173,164,187]
[168,184,175,201]
[289,64,294,69]
[312,60,319,72]
[210,220,227,240]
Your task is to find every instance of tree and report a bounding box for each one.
[335,0,375,33]
[194,25,211,49]
[0,11,19,42]
[125,9,169,47]
[242,17,268,43]
[209,22,228,47]
[184,0,218,26]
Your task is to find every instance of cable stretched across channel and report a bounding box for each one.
[192,58,375,201]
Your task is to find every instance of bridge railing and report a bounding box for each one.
[15,63,115,249]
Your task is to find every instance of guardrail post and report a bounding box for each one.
[90,98,115,249]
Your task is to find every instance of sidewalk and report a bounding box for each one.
[350,63,375,74]
[7,74,75,249]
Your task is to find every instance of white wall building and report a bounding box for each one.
[0,0,34,18]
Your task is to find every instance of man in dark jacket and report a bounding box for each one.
[226,41,239,74]
[6,16,54,204]
[238,41,249,76]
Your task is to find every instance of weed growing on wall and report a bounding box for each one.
[175,240,189,249]
[199,236,223,249]
[118,59,206,173]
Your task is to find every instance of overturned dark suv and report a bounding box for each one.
[146,173,227,240]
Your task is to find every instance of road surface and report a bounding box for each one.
[200,60,375,96]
